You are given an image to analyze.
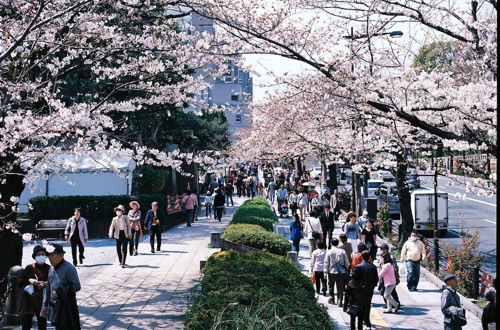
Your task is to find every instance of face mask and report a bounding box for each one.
[116,211,123,216]
[35,255,47,264]
[410,236,417,241]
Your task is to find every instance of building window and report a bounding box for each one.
[231,95,239,101]
[235,114,242,122]
[224,77,233,83]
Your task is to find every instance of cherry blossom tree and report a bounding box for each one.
[0,0,235,221]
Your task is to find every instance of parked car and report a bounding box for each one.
[407,174,421,190]
[371,170,395,182]
[375,183,400,219]
[310,167,322,179]
[365,179,384,198]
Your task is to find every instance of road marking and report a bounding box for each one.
[370,308,390,329]
[428,186,497,207]
[482,218,497,224]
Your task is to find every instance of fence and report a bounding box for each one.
[390,221,495,299]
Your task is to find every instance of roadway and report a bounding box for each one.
[419,175,496,275]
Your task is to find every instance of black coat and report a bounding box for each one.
[213,193,225,207]
[355,261,378,289]
[319,211,335,231]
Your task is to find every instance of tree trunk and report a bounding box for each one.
[0,165,26,221]
[395,153,414,249]
[328,163,337,195]
[351,173,356,212]
[355,173,362,215]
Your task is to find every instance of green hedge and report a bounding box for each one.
[230,215,275,231]
[185,250,333,330]
[233,200,276,222]
[28,194,167,222]
[222,224,289,256]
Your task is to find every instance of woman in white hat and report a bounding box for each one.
[128,201,142,256]
[108,205,131,268]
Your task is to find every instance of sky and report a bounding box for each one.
[242,0,472,102]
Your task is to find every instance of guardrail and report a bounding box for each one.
[390,221,495,299]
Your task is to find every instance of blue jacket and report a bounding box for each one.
[144,209,165,230]
[289,221,303,240]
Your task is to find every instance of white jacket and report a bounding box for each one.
[305,217,322,239]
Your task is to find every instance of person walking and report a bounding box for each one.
[357,209,371,230]
[319,205,335,249]
[109,205,132,267]
[400,231,425,291]
[297,189,308,221]
[321,183,331,196]
[305,215,323,257]
[310,240,328,296]
[288,190,299,217]
[144,201,165,253]
[18,245,49,330]
[325,238,350,306]
[343,267,367,330]
[225,181,234,206]
[128,201,142,256]
[289,214,303,254]
[355,251,378,330]
[182,190,197,227]
[351,243,372,268]
[236,175,243,198]
[277,184,288,215]
[343,213,361,251]
[267,179,276,204]
[360,220,378,261]
[338,233,353,265]
[205,191,213,218]
[378,253,400,313]
[482,288,496,330]
[213,188,225,222]
[41,244,81,330]
[330,189,341,220]
[441,274,467,330]
[64,208,88,267]
[378,245,401,309]
[311,194,322,218]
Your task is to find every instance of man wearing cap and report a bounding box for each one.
[441,274,466,330]
[144,201,165,253]
[400,231,425,291]
[41,244,81,329]
[109,205,132,267]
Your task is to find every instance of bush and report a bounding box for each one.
[222,224,290,256]
[230,215,275,231]
[185,250,332,330]
[28,194,166,222]
[233,203,276,222]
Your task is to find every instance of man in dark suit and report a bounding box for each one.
[355,250,378,329]
[319,205,335,249]
[144,202,166,253]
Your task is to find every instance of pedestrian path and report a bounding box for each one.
[19,197,244,330]
[273,210,483,330]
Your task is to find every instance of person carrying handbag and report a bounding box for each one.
[325,238,349,306]
[344,267,367,330]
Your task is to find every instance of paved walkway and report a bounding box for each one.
[273,209,483,330]
[18,197,244,329]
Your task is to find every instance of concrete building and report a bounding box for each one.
[188,13,253,132]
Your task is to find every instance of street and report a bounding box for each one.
[419,175,497,276]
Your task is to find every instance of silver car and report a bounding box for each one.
[375,183,400,218]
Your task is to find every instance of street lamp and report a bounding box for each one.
[343,30,404,40]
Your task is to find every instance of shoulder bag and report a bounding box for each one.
[307,219,321,239]
[446,289,467,326]
[346,305,359,317]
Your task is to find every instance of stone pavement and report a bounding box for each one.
[274,209,483,330]
[18,197,244,329]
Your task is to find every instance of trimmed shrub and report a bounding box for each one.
[233,203,276,222]
[230,215,275,231]
[185,250,332,330]
[28,194,166,222]
[222,224,289,256]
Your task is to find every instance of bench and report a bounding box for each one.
[35,219,69,240]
